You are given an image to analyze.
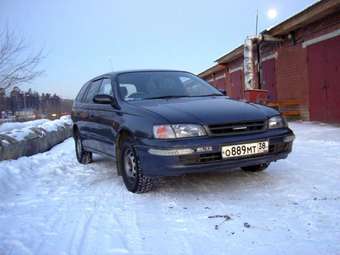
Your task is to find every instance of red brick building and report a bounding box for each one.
[199,0,340,122]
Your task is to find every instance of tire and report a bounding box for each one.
[74,133,93,164]
[119,137,155,193]
[242,163,270,172]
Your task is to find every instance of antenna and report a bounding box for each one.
[255,9,259,36]
[108,57,114,71]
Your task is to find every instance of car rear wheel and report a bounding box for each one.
[242,163,270,172]
[120,138,155,193]
[74,133,92,164]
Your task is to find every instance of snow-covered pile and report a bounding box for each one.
[0,116,72,160]
[0,119,49,133]
[0,121,339,254]
[0,116,72,141]
[40,115,72,132]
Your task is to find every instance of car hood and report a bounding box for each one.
[133,97,278,125]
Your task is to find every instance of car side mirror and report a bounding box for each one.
[93,94,114,104]
[93,94,120,109]
[218,89,227,96]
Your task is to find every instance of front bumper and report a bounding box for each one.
[135,128,294,177]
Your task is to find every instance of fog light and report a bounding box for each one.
[284,135,295,143]
[148,148,194,156]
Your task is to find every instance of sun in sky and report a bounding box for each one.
[267,8,278,19]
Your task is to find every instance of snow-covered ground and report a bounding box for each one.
[0,122,339,255]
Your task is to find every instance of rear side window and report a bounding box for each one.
[84,80,102,103]
[98,78,113,96]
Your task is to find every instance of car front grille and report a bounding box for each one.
[179,143,292,165]
[208,121,266,136]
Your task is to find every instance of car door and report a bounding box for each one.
[81,79,102,150]
[90,77,118,157]
[72,81,91,138]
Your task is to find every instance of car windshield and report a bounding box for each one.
[117,71,223,101]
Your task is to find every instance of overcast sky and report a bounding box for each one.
[1,0,315,99]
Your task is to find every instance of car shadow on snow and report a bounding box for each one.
[87,154,279,195]
[159,169,276,195]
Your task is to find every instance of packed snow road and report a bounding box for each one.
[0,122,340,255]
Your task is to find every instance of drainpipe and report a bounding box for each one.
[244,34,283,91]
[243,36,256,90]
[256,37,262,90]
[243,35,266,103]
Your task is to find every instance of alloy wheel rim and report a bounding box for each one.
[124,148,137,179]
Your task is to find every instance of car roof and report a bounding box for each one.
[90,69,192,81]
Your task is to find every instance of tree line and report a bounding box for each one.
[0,87,63,117]
[0,27,74,120]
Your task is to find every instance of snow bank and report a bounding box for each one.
[0,119,49,133]
[0,116,72,161]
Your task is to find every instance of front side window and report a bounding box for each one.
[117,71,222,101]
[98,78,113,96]
[84,80,102,103]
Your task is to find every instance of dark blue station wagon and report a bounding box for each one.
[72,70,295,193]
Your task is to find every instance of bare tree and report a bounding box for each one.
[0,27,44,91]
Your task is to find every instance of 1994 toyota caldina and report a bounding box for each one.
[72,70,295,193]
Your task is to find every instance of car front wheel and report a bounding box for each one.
[120,138,156,193]
[242,163,270,172]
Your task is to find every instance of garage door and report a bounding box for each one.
[214,74,226,90]
[262,58,277,101]
[307,35,340,122]
[230,70,244,99]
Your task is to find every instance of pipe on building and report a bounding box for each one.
[244,34,283,90]
[243,36,256,90]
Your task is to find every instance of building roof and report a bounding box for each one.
[198,64,225,78]
[214,45,244,65]
[267,0,340,37]
[199,0,340,75]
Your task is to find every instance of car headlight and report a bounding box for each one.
[268,115,287,129]
[153,124,206,139]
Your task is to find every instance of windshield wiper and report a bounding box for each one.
[144,95,188,100]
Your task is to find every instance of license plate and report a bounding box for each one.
[221,141,269,159]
